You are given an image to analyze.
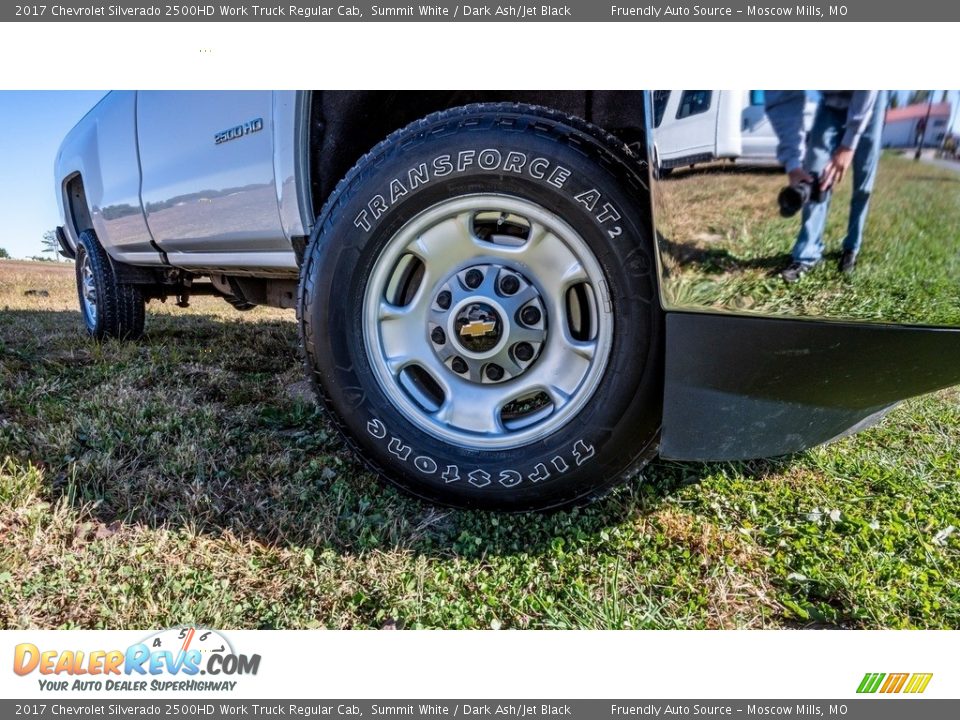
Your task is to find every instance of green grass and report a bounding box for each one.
[1,246,959,630]
[657,152,960,325]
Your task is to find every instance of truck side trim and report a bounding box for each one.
[163,251,300,276]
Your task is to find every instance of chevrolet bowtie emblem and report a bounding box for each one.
[459,320,497,338]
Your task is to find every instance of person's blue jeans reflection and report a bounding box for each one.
[793,90,888,265]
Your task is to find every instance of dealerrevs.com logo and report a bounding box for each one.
[13,627,260,693]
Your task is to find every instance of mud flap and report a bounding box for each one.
[660,311,960,461]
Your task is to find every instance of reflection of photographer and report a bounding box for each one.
[766,91,886,282]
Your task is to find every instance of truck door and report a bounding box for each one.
[136,91,287,257]
[654,90,719,166]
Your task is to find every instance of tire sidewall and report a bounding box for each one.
[302,110,663,510]
[76,233,108,338]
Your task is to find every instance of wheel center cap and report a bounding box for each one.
[454,303,503,353]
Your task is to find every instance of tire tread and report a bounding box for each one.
[76,229,146,341]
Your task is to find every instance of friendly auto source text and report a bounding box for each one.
[610,5,839,17]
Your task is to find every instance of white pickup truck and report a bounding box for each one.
[54,91,960,511]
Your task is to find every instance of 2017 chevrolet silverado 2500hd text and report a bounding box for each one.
[54,91,960,510]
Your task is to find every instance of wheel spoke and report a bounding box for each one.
[496,282,540,317]
[435,385,505,435]
[406,212,481,276]
[525,339,596,401]
[560,330,598,361]
[519,224,589,298]
[378,295,433,374]
[510,324,548,346]
[484,345,525,378]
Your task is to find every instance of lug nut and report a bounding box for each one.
[431,327,446,345]
[499,274,520,295]
[451,357,468,374]
[485,364,504,381]
[520,305,542,326]
[514,342,535,362]
[437,290,452,310]
[464,269,483,289]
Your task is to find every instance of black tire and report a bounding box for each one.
[651,146,672,179]
[75,229,146,340]
[299,104,663,511]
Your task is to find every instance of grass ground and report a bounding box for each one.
[657,152,960,325]
[1,244,958,630]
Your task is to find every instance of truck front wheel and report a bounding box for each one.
[299,104,663,511]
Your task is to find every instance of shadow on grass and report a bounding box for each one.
[659,230,860,280]
[659,234,794,276]
[660,164,785,181]
[1,308,799,562]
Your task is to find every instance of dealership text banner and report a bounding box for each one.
[6,1,960,22]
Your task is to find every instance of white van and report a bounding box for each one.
[651,90,816,174]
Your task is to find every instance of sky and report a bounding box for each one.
[0,90,958,260]
[0,91,105,259]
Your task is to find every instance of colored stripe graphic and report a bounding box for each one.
[857,673,885,693]
[857,672,932,694]
[904,673,934,694]
[880,673,909,693]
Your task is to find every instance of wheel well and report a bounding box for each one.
[306,91,649,221]
[65,173,93,237]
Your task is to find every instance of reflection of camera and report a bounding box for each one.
[778,174,824,217]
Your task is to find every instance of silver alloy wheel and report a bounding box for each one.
[80,251,98,326]
[363,194,614,450]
